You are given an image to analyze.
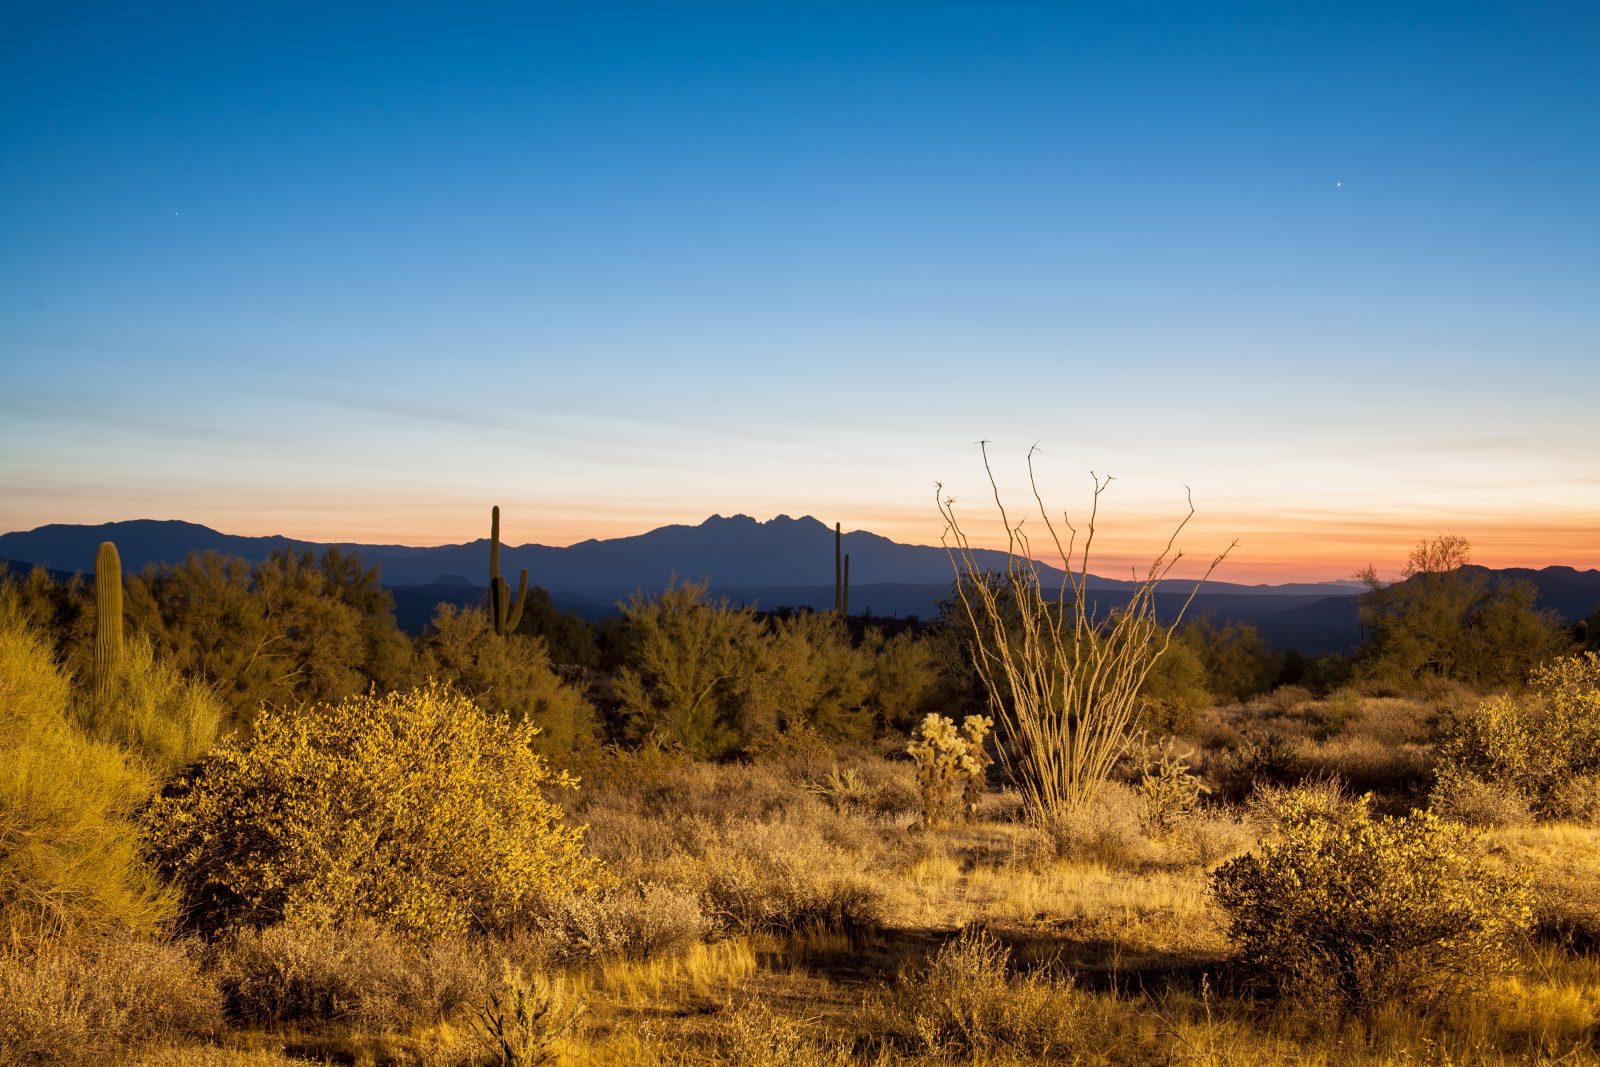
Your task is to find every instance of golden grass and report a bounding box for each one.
[23,743,1600,1066]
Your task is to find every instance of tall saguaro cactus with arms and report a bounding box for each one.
[489,506,528,636]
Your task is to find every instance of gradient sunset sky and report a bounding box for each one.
[3,5,1595,583]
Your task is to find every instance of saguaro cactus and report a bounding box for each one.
[94,540,124,699]
[489,506,529,636]
[834,522,852,617]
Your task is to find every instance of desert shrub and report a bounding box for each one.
[1212,789,1531,1011]
[1355,537,1569,690]
[0,934,221,1064]
[1546,772,1600,823]
[1137,741,1209,834]
[420,605,601,764]
[906,712,991,829]
[747,611,873,742]
[889,927,1088,1058]
[1137,636,1209,733]
[861,628,943,734]
[532,883,706,964]
[611,579,767,758]
[1307,687,1359,738]
[126,548,415,728]
[1299,733,1431,800]
[143,682,603,937]
[666,818,884,933]
[716,1003,853,1067]
[1433,654,1600,820]
[747,721,839,782]
[1027,780,1158,869]
[74,635,222,776]
[0,590,173,935]
[1206,730,1305,802]
[1431,771,1535,827]
[472,964,585,1067]
[1160,806,1257,869]
[215,918,488,1028]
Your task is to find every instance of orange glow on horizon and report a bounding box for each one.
[8,496,1594,587]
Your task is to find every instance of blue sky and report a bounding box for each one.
[2,4,1595,580]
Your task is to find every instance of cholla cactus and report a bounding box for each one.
[960,715,994,819]
[908,713,991,829]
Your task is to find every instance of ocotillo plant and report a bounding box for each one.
[94,540,124,699]
[489,506,529,636]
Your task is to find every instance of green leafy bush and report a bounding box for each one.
[1212,789,1530,1011]
[420,604,600,763]
[143,683,604,938]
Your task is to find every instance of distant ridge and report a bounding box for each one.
[0,514,1363,597]
[4,515,1592,654]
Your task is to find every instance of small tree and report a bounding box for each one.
[938,444,1229,824]
[612,579,764,757]
[1355,534,1567,689]
[143,683,603,938]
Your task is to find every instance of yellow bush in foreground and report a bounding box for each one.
[1212,789,1530,1012]
[144,683,604,938]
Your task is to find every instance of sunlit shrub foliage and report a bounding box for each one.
[143,683,604,938]
[1212,788,1530,1011]
[0,590,173,935]
[74,635,222,777]
[1432,652,1600,820]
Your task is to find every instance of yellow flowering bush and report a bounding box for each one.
[143,683,604,938]
[1212,789,1530,1011]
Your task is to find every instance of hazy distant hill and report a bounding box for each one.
[0,514,1360,596]
[7,515,1592,653]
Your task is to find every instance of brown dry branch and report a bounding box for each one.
[938,443,1232,825]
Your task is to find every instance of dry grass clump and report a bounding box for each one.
[1433,772,1536,827]
[877,927,1094,1060]
[712,1003,856,1067]
[214,918,489,1029]
[1298,733,1431,800]
[578,756,890,936]
[1019,780,1161,869]
[1487,823,1600,950]
[664,817,886,934]
[0,934,221,1064]
[530,884,707,965]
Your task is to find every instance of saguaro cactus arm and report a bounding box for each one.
[489,506,529,636]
